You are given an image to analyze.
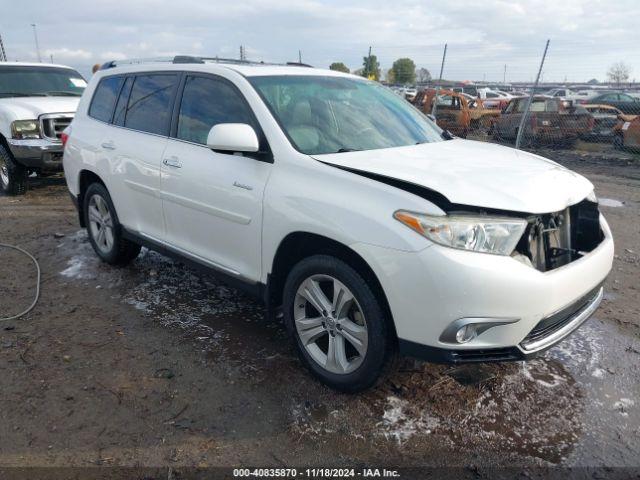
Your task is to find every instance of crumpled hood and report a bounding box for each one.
[0,96,79,120]
[313,139,594,214]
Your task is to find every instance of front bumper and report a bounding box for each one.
[7,138,64,170]
[351,214,614,362]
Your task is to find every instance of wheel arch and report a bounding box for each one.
[77,169,107,227]
[268,231,398,343]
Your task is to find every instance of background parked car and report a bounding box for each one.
[581,104,624,141]
[588,92,640,115]
[613,116,640,150]
[492,96,593,147]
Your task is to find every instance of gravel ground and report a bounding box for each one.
[0,149,639,478]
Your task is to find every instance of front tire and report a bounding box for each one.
[83,182,141,265]
[0,145,27,195]
[283,255,389,393]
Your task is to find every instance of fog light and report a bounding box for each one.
[455,325,477,343]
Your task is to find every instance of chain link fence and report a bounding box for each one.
[399,40,640,158]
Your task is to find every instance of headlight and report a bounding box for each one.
[11,119,41,139]
[394,210,527,255]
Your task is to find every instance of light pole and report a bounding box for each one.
[31,23,42,62]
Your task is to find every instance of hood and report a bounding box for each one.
[313,139,593,214]
[0,96,80,119]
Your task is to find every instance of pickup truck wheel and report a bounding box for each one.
[0,145,28,195]
[83,183,141,265]
[283,255,389,393]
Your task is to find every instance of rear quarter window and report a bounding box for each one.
[88,76,123,123]
[124,74,178,136]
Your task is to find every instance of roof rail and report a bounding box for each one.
[100,55,314,70]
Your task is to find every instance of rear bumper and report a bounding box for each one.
[7,138,64,170]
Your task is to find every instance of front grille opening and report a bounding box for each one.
[41,116,73,140]
[521,283,602,347]
[515,199,603,272]
[450,348,520,363]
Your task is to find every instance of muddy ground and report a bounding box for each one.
[1,149,639,478]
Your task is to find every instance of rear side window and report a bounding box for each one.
[113,76,134,126]
[177,76,253,144]
[89,76,123,123]
[124,74,177,136]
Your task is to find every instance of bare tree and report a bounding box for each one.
[416,68,432,83]
[607,61,631,86]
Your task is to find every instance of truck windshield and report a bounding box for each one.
[249,75,443,155]
[0,66,86,98]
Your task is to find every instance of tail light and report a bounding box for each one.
[61,126,71,147]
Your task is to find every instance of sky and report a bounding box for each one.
[1,0,639,83]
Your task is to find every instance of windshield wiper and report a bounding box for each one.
[0,92,48,97]
[335,148,360,153]
[441,130,455,140]
[40,91,82,97]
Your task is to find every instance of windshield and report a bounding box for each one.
[249,75,443,155]
[0,66,86,98]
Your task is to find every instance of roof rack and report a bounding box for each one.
[100,55,313,70]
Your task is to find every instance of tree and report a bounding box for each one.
[587,78,599,85]
[607,61,631,86]
[386,68,396,84]
[417,68,432,83]
[361,54,381,81]
[390,58,416,84]
[329,62,349,73]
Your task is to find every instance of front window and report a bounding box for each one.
[0,66,86,98]
[249,75,442,155]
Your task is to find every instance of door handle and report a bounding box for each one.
[101,141,116,150]
[163,156,182,168]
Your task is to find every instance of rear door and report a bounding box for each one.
[160,73,272,282]
[106,73,178,239]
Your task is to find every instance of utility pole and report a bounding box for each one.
[298,50,302,63]
[0,34,7,62]
[50,54,54,63]
[503,64,507,84]
[366,45,372,78]
[431,43,447,120]
[239,45,246,61]
[516,39,550,150]
[31,23,42,62]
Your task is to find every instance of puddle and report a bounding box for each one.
[599,198,624,207]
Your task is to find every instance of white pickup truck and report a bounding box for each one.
[0,62,85,194]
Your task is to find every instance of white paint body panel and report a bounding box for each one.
[63,62,614,354]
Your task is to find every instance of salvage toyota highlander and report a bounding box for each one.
[62,57,614,392]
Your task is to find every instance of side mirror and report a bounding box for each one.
[207,123,259,153]
[426,114,436,122]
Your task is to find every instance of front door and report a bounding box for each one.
[160,74,272,282]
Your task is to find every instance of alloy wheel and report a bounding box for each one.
[294,274,368,374]
[88,194,115,254]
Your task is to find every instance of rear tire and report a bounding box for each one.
[0,145,28,195]
[283,255,389,393]
[83,182,141,265]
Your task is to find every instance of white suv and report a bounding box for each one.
[0,62,85,194]
[63,57,614,392]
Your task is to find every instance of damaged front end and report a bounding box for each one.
[513,199,603,272]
